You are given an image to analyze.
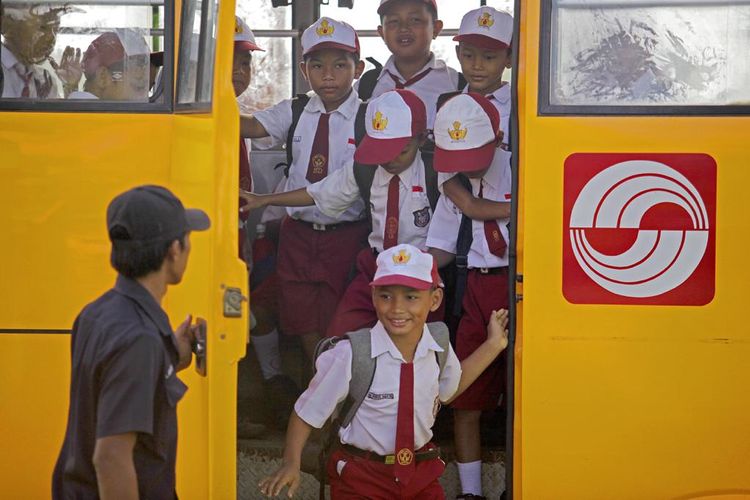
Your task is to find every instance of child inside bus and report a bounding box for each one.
[239,17,369,370]
[358,0,461,127]
[239,89,444,338]
[427,92,512,500]
[258,243,509,499]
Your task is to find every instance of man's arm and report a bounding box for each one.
[240,115,270,139]
[93,433,138,500]
[445,309,509,404]
[258,411,313,498]
[443,176,510,221]
[239,188,315,214]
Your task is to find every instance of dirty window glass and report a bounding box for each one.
[549,0,750,106]
[1,1,164,103]
[176,0,218,106]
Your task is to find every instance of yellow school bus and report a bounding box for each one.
[2,0,749,499]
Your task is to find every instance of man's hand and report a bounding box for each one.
[486,309,509,353]
[50,46,83,95]
[258,462,301,498]
[240,190,267,214]
[174,315,198,371]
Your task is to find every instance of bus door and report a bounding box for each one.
[0,0,246,498]
[514,1,750,498]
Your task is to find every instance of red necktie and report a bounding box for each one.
[306,113,330,183]
[16,65,32,97]
[386,67,432,89]
[479,181,507,257]
[394,362,415,485]
[238,138,251,259]
[384,175,400,250]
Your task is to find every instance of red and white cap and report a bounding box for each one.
[377,0,438,16]
[82,29,150,78]
[354,89,426,166]
[433,92,501,173]
[301,17,360,57]
[371,244,443,290]
[454,7,513,50]
[234,16,264,52]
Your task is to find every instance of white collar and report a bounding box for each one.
[1,44,21,71]
[462,81,511,105]
[304,87,361,119]
[379,53,445,82]
[374,152,422,188]
[370,320,444,363]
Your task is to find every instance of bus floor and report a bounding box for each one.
[237,338,507,499]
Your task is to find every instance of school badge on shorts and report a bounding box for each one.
[562,153,716,305]
[413,207,430,228]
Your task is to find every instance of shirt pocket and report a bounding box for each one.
[165,374,187,407]
[410,192,432,229]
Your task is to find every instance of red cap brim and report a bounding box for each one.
[370,275,435,290]
[303,41,359,57]
[434,141,496,173]
[354,135,410,166]
[453,34,509,51]
[235,40,264,52]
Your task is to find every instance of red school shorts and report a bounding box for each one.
[327,447,445,500]
[325,248,446,338]
[450,268,510,411]
[276,217,368,336]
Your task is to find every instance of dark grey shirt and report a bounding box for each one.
[52,275,187,499]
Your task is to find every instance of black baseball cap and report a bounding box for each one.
[107,185,210,243]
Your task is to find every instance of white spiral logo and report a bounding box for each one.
[569,160,709,298]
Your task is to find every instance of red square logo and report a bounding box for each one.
[562,153,716,305]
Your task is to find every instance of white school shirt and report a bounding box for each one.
[254,89,364,225]
[361,53,459,129]
[426,151,512,269]
[306,153,433,252]
[294,321,461,455]
[1,44,59,98]
[438,82,513,188]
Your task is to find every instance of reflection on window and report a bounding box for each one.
[550,0,750,106]
[237,37,292,114]
[177,0,218,105]
[1,1,164,103]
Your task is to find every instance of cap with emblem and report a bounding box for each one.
[354,89,426,166]
[377,0,437,17]
[301,17,359,57]
[234,16,264,52]
[371,244,443,290]
[433,92,500,173]
[82,29,150,78]
[454,6,513,51]
[107,185,210,244]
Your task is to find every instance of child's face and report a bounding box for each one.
[466,165,492,179]
[381,135,423,174]
[372,284,443,339]
[456,42,511,95]
[97,58,149,100]
[300,49,364,109]
[378,1,442,64]
[232,49,253,97]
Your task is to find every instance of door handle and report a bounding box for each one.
[192,317,207,376]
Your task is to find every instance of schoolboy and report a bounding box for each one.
[70,30,150,101]
[52,185,209,498]
[259,243,509,499]
[239,17,369,363]
[362,0,460,127]
[441,6,514,224]
[426,93,512,499]
[240,89,444,338]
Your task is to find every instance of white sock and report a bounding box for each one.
[251,328,283,380]
[457,460,482,496]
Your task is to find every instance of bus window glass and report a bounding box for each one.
[549,0,750,106]
[176,0,218,106]
[1,0,164,103]
[235,1,291,113]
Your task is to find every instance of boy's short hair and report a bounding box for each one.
[110,228,185,278]
[378,0,438,22]
[302,50,360,65]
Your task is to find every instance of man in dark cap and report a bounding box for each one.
[52,185,210,499]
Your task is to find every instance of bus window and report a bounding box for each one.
[176,0,218,107]
[0,0,168,106]
[543,0,750,110]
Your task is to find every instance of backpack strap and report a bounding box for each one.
[437,90,462,112]
[419,148,439,211]
[357,57,383,101]
[426,322,450,373]
[453,174,474,316]
[338,328,376,428]
[457,72,467,91]
[275,93,310,177]
[354,101,368,146]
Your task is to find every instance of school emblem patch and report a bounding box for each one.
[448,121,467,141]
[478,12,494,28]
[316,19,335,37]
[392,248,410,264]
[396,448,414,466]
[413,207,430,228]
[311,154,326,175]
[386,217,399,242]
[372,111,388,132]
